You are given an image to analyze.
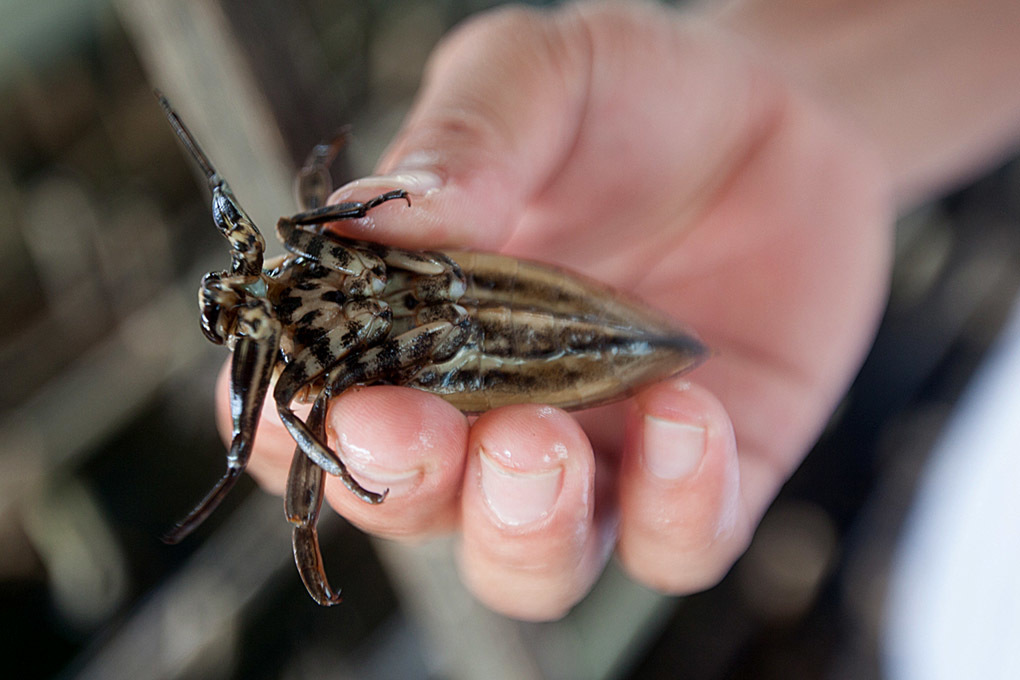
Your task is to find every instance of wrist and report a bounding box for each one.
[702,0,1020,209]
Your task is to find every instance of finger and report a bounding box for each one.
[616,378,753,594]
[458,405,609,621]
[324,5,593,250]
[318,386,468,537]
[220,367,470,538]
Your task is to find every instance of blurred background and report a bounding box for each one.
[1,1,1018,678]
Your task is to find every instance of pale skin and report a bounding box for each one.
[217,0,1020,620]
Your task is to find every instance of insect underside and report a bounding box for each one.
[156,93,707,606]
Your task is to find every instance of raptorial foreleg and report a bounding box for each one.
[275,192,410,298]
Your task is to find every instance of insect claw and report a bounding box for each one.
[364,189,410,210]
[276,403,389,503]
[292,526,343,606]
[160,525,192,545]
[340,472,387,504]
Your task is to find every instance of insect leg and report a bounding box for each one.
[295,129,350,211]
[273,299,393,504]
[275,220,387,296]
[156,93,265,277]
[276,305,471,504]
[275,190,411,297]
[274,393,386,505]
[377,247,465,279]
[163,302,281,543]
[285,395,342,605]
[279,297,393,387]
[285,189,411,228]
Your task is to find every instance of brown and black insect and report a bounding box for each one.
[157,93,707,606]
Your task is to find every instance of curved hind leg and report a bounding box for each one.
[286,395,342,606]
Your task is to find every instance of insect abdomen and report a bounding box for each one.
[407,251,707,412]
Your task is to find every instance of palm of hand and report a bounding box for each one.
[492,16,891,517]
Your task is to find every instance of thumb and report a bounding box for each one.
[327,6,592,250]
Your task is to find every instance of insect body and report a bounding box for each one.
[157,94,707,605]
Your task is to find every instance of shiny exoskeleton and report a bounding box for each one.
[156,93,707,606]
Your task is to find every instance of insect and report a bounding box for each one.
[156,92,707,606]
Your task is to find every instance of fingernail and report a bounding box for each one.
[336,168,442,198]
[479,447,562,527]
[643,416,706,480]
[339,436,422,497]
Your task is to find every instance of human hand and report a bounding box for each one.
[222,1,892,620]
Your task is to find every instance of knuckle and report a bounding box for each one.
[620,518,752,595]
[460,558,585,622]
[430,5,544,69]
